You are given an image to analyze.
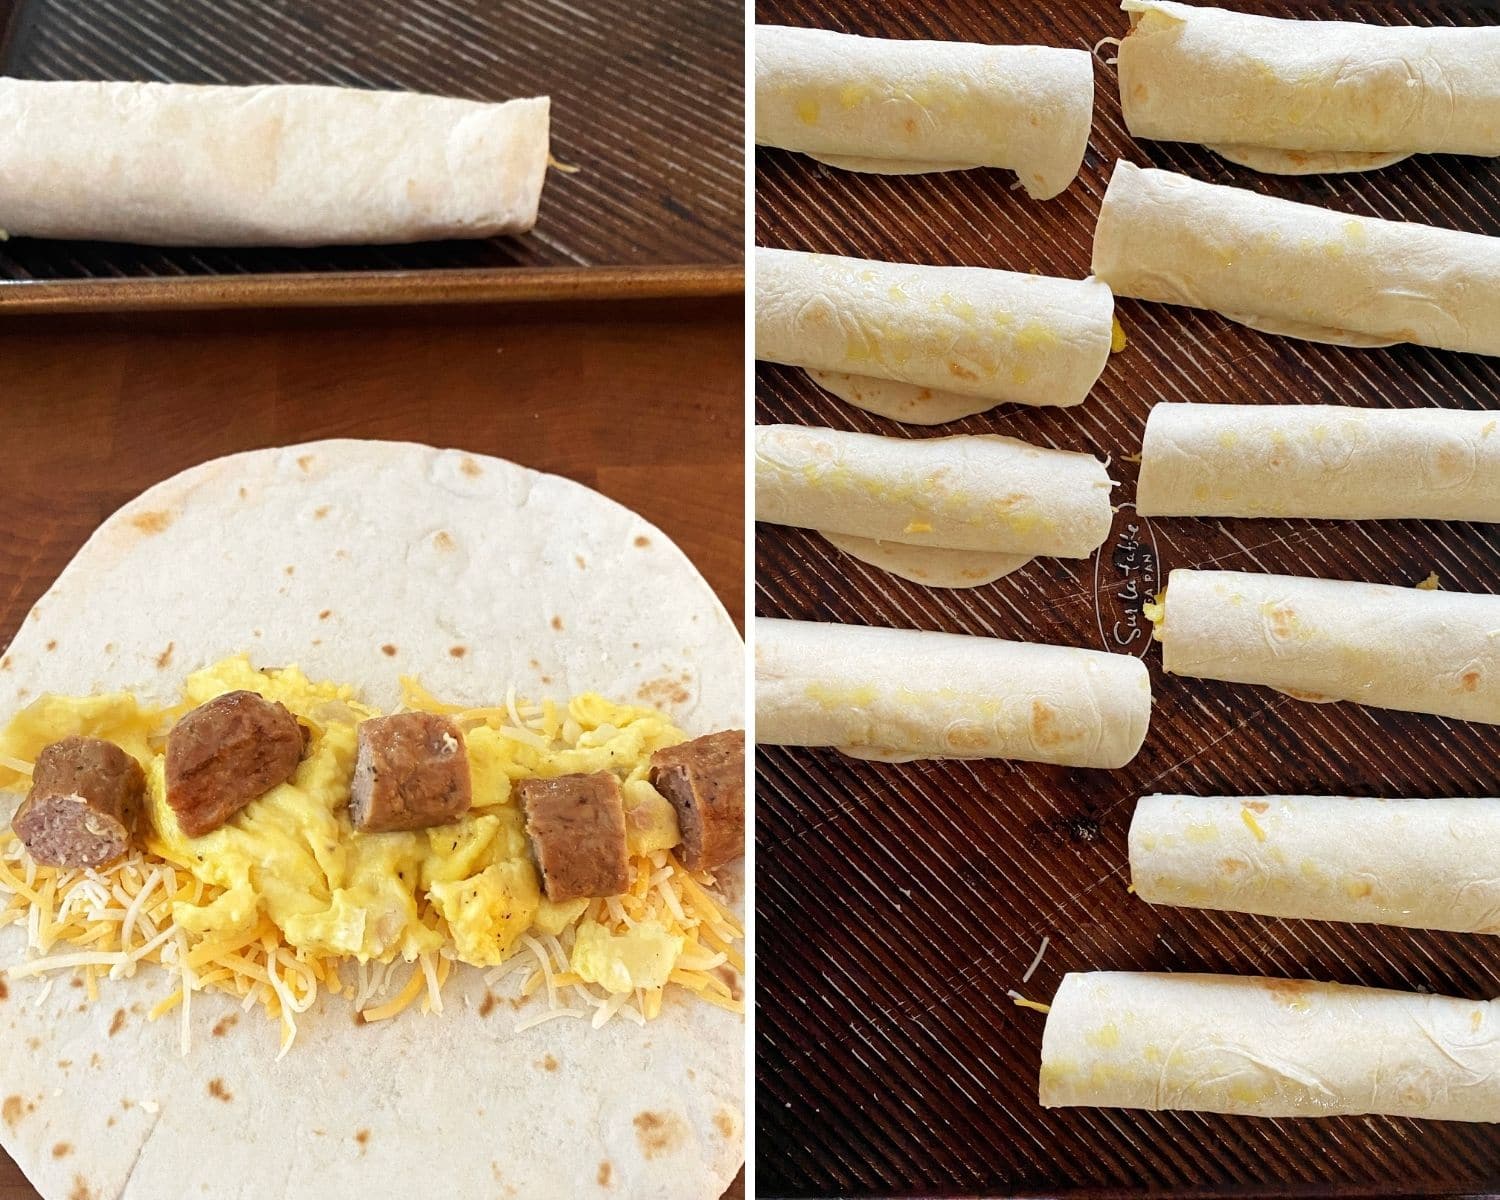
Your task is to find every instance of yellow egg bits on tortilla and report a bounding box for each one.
[0,656,743,1055]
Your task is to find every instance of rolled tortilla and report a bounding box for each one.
[756,248,1115,421]
[1137,403,1500,522]
[1092,161,1500,353]
[0,79,549,246]
[1154,568,1500,724]
[1130,794,1500,934]
[1040,972,1500,1121]
[754,25,1093,199]
[756,619,1152,768]
[1118,1,1500,175]
[755,423,1115,587]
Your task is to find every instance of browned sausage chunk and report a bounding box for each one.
[11,737,144,868]
[519,772,630,903]
[650,730,744,872]
[166,690,305,837]
[349,712,471,833]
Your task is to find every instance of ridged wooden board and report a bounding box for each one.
[754,1,1500,1195]
[0,0,743,308]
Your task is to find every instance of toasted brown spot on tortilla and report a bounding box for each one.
[27,1036,41,1050]
[450,646,467,658]
[57,1060,72,1070]
[575,555,587,569]
[633,536,650,548]
[106,1115,115,1127]
[70,975,84,989]
[0,656,9,670]
[208,1078,232,1102]
[314,505,330,519]
[284,565,295,577]
[53,1142,72,1158]
[1220,858,1246,874]
[714,1110,737,1139]
[70,1175,93,1200]
[355,1129,370,1147]
[156,642,175,670]
[1244,799,1270,813]
[542,1054,558,1072]
[319,610,332,620]
[381,644,397,657]
[45,640,57,652]
[550,616,564,632]
[131,510,173,535]
[212,1015,238,1038]
[1461,670,1480,692]
[297,455,314,472]
[1265,978,1312,1006]
[434,531,456,552]
[948,362,977,381]
[460,456,482,478]
[109,1009,126,1036]
[636,674,691,707]
[0,979,7,1000]
[239,487,249,500]
[478,991,497,1018]
[597,1162,613,1187]
[633,1111,686,1159]
[2,1096,26,1128]
[89,1053,100,1068]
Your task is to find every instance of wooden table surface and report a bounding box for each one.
[0,294,745,1200]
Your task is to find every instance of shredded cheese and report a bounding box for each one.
[1021,935,1050,984]
[1240,807,1268,842]
[1007,990,1051,1014]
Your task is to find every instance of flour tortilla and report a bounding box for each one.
[0,440,743,1200]
[1157,568,1500,724]
[0,79,549,246]
[1092,161,1500,353]
[755,424,1115,588]
[1137,403,1500,522]
[756,248,1114,420]
[1118,1,1500,174]
[755,619,1151,768]
[754,26,1093,199]
[1040,971,1500,1120]
[1130,794,1500,934]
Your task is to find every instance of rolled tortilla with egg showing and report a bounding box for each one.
[754,26,1093,198]
[1130,794,1500,934]
[1116,1,1500,175]
[1040,972,1500,1121]
[1092,162,1500,353]
[755,423,1115,588]
[1137,403,1500,522]
[756,619,1152,768]
[1153,568,1500,724]
[755,248,1115,422]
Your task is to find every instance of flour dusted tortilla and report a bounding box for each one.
[1041,972,1500,1120]
[1155,568,1500,724]
[1137,403,1500,522]
[756,248,1114,421]
[1092,162,1500,353]
[0,79,549,246]
[756,619,1151,768]
[754,26,1093,199]
[755,424,1114,588]
[1118,1,1500,175]
[0,441,743,1200]
[1130,794,1500,934]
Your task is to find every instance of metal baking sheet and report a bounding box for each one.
[753,0,1500,1194]
[0,0,743,308]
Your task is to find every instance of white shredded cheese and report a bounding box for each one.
[1022,935,1050,984]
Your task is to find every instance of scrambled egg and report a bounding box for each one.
[0,656,691,989]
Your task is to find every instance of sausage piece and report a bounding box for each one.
[11,737,144,868]
[350,712,471,833]
[519,772,630,903]
[650,730,744,872]
[166,690,305,837]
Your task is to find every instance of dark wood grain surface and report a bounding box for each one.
[755,1,1500,1196]
[0,294,745,1200]
[0,0,744,302]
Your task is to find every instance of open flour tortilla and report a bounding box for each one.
[1156,568,1500,725]
[1137,403,1500,522]
[1118,1,1500,174]
[754,424,1114,588]
[756,247,1114,421]
[1092,161,1500,354]
[754,26,1092,199]
[0,80,549,246]
[1130,794,1500,934]
[1041,971,1500,1120]
[0,440,743,1200]
[755,619,1151,768]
